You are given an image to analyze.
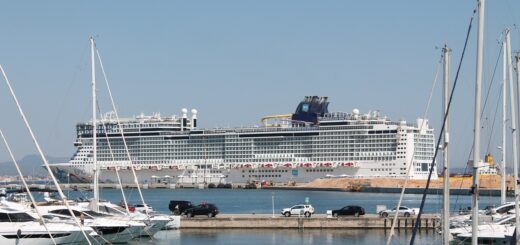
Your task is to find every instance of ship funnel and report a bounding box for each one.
[191,109,198,129]
[291,96,330,125]
[181,108,188,131]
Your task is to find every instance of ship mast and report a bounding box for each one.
[501,35,507,205]
[472,0,485,244]
[441,44,451,245]
[512,43,520,243]
[90,36,99,211]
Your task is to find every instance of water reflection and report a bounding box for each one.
[133,229,440,245]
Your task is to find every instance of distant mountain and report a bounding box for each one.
[0,154,68,177]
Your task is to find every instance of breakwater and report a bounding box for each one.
[179,214,439,229]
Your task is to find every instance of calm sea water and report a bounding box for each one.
[65,188,505,214]
[59,188,503,244]
[129,229,440,245]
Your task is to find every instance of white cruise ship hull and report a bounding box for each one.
[50,160,431,185]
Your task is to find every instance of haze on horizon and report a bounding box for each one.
[0,1,519,170]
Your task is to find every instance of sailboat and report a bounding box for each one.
[0,63,97,243]
[448,2,520,244]
[0,203,95,245]
[85,36,170,237]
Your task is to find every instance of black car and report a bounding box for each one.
[183,203,219,218]
[169,200,194,215]
[332,205,365,217]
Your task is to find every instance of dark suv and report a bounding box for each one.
[332,205,365,217]
[183,203,219,218]
[168,200,194,215]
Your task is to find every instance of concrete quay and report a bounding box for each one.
[180,214,440,229]
[0,183,504,197]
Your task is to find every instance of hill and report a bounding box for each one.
[0,154,68,177]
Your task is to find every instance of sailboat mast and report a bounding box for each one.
[513,48,520,243]
[472,0,485,244]
[501,37,507,205]
[505,28,520,243]
[442,44,451,245]
[90,36,99,205]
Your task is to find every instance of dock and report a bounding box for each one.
[179,214,439,229]
[0,183,505,196]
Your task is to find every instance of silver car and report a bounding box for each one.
[281,204,315,217]
[379,206,415,218]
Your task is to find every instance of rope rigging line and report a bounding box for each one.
[453,38,504,208]
[0,129,58,245]
[96,46,151,219]
[385,53,442,245]
[0,65,93,245]
[409,7,476,245]
[96,101,131,216]
[483,42,504,154]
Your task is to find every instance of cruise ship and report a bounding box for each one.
[50,96,437,185]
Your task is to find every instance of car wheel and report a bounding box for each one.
[284,212,291,217]
[355,212,359,217]
[381,212,388,218]
[304,212,311,217]
[404,212,410,217]
[333,213,339,218]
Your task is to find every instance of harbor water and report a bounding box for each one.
[57,188,504,244]
[65,188,504,214]
[130,229,440,245]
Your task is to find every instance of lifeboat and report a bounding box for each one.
[303,163,312,168]
[324,163,332,167]
[265,163,273,168]
[283,163,292,168]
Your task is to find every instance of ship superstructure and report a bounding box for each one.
[50,96,437,185]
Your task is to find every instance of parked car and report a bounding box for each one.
[169,200,194,215]
[281,204,315,217]
[379,206,415,218]
[331,205,365,217]
[183,203,219,218]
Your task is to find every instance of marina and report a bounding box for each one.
[1,0,520,244]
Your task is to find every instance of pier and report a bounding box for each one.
[0,183,506,196]
[179,214,439,229]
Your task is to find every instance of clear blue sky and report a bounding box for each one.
[0,1,519,168]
